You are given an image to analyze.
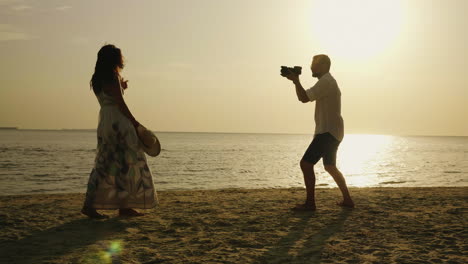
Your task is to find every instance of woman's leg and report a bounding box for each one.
[82,169,109,219]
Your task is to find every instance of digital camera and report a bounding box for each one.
[280,66,302,77]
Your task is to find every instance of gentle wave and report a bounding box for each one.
[380,181,407,185]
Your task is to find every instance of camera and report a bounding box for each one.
[280,66,302,77]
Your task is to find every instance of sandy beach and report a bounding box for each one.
[0,187,466,263]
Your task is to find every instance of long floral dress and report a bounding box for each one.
[83,88,158,209]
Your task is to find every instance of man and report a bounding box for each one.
[283,54,354,211]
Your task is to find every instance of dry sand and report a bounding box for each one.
[0,187,466,264]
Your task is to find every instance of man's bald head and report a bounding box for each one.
[311,54,331,78]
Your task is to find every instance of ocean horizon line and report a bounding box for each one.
[1,127,467,138]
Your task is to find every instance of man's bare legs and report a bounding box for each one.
[296,159,317,210]
[295,160,354,210]
[324,165,354,207]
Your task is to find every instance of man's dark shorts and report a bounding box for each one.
[302,132,341,166]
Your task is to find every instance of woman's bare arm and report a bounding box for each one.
[104,77,140,128]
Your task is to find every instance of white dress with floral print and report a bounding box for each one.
[83,89,157,209]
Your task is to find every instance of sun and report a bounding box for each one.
[311,0,404,60]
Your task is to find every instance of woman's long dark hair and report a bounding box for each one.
[90,44,124,95]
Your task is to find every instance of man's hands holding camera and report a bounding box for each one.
[281,65,309,103]
[280,66,302,84]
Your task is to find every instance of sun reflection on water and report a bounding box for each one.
[338,134,394,187]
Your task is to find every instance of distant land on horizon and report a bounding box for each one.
[1,127,467,138]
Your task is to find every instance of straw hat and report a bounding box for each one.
[136,125,161,157]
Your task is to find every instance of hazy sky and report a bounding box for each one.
[0,0,467,136]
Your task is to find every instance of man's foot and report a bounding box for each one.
[81,207,109,219]
[337,200,355,208]
[119,208,145,217]
[291,203,316,212]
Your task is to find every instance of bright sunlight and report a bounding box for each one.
[311,0,405,60]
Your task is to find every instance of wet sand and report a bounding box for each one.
[0,187,466,263]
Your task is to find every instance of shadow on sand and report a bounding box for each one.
[0,217,132,263]
[256,208,352,264]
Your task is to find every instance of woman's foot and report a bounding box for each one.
[81,207,109,219]
[119,208,145,217]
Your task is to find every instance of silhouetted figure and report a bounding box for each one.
[283,54,354,211]
[81,44,157,219]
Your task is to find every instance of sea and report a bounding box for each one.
[0,130,467,196]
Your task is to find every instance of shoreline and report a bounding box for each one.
[1,187,466,263]
[1,185,468,198]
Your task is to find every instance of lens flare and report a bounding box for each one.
[98,240,123,264]
[109,241,122,255]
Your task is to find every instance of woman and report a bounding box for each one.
[82,44,158,219]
